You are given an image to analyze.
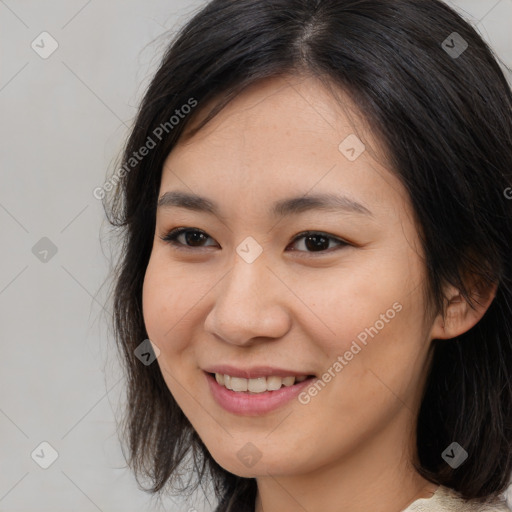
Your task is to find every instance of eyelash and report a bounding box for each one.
[159,227,349,255]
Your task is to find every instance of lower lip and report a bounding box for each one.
[205,372,315,416]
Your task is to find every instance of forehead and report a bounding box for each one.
[174,74,372,163]
[159,75,410,224]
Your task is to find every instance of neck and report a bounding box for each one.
[253,409,437,512]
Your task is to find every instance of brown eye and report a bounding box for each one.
[288,231,349,254]
[160,228,218,249]
[160,228,348,254]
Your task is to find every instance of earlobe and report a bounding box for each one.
[429,281,498,341]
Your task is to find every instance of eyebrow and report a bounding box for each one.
[157,190,373,218]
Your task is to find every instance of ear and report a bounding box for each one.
[429,278,498,340]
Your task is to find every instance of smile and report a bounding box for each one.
[205,371,316,415]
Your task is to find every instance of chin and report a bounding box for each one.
[207,444,303,478]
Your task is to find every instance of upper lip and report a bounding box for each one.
[203,365,315,379]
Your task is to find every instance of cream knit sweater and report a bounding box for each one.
[401,486,511,512]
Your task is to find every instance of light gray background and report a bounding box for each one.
[1,1,511,511]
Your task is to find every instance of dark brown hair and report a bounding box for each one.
[103,1,512,510]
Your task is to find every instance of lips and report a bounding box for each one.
[203,366,317,415]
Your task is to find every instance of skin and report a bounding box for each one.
[142,74,495,512]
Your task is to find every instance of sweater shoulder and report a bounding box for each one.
[403,486,511,512]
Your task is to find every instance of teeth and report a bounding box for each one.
[248,377,267,393]
[282,376,295,386]
[266,376,282,391]
[230,377,248,392]
[214,373,310,393]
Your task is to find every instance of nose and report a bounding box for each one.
[203,252,292,347]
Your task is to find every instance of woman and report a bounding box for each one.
[104,1,512,510]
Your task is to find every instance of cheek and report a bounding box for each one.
[141,255,201,406]
[142,253,190,353]
[142,258,165,340]
[302,252,428,396]
[290,258,409,355]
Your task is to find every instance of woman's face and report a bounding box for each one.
[142,75,437,479]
